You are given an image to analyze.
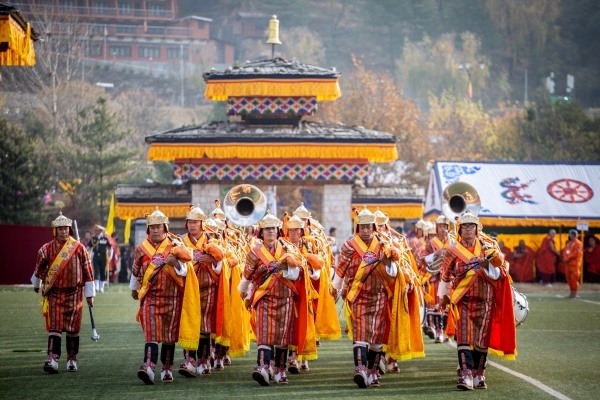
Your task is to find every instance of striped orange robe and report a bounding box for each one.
[337,237,390,344]
[440,238,505,348]
[132,239,183,343]
[409,236,427,271]
[244,242,297,346]
[34,239,94,332]
[183,233,219,333]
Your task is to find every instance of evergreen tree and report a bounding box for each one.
[0,118,51,225]
[60,98,139,226]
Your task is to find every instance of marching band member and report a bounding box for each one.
[283,215,320,373]
[423,216,453,343]
[332,207,402,388]
[31,212,95,373]
[373,208,423,374]
[237,210,304,386]
[130,208,199,385]
[293,203,342,348]
[439,210,516,390]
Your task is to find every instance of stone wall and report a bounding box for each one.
[191,183,221,216]
[322,184,353,243]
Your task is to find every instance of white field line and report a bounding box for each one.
[448,342,572,400]
[554,294,600,305]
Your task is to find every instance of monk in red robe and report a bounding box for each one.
[513,240,536,283]
[536,229,560,285]
[563,230,583,299]
[499,241,513,275]
[585,236,600,283]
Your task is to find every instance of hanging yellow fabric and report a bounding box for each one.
[124,218,131,244]
[0,16,35,66]
[204,78,341,101]
[148,142,398,163]
[351,203,424,220]
[115,203,190,220]
[106,193,116,235]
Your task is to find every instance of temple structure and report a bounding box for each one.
[115,16,422,243]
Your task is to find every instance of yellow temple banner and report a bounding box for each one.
[425,213,600,229]
[353,203,424,220]
[0,16,35,66]
[148,142,398,163]
[115,203,190,220]
[204,78,341,101]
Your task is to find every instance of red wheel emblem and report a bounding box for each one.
[547,179,593,203]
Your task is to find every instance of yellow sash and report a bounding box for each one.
[430,236,449,251]
[44,237,79,292]
[252,243,288,305]
[138,238,173,301]
[346,235,390,303]
[449,240,495,305]
[42,237,80,317]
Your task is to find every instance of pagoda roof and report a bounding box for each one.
[203,57,340,81]
[0,2,39,40]
[145,121,398,163]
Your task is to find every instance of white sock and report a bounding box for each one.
[94,280,99,290]
[99,281,104,292]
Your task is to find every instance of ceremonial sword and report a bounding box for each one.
[73,220,100,342]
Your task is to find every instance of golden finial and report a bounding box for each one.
[266,15,281,59]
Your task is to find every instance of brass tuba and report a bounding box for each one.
[426,182,481,274]
[441,181,481,222]
[223,184,267,227]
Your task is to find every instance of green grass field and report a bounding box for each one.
[0,284,598,399]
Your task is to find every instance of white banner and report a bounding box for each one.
[425,161,600,220]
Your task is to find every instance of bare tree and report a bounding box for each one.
[2,4,96,134]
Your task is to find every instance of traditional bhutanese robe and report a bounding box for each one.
[244,242,299,346]
[409,236,427,271]
[536,236,557,275]
[306,236,342,341]
[132,237,186,343]
[440,237,506,349]
[182,233,221,334]
[500,246,514,273]
[337,235,395,344]
[33,238,94,333]
[422,235,451,306]
[586,245,600,275]
[565,239,583,292]
[513,246,536,283]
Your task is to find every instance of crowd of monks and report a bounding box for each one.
[499,229,599,298]
[32,199,522,390]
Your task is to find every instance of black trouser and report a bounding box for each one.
[93,256,107,281]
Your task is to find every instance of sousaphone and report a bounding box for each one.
[223,184,268,227]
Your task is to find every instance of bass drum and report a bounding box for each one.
[512,286,529,326]
[419,290,426,325]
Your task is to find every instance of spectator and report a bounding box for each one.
[499,240,514,274]
[556,241,567,283]
[585,236,600,283]
[107,232,121,283]
[513,240,536,283]
[537,229,560,285]
[81,230,92,249]
[563,229,583,299]
[329,227,339,264]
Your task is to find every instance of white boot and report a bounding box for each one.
[161,365,174,383]
[457,371,474,390]
[300,360,309,372]
[223,355,232,365]
[98,281,104,293]
[43,355,59,374]
[473,374,487,389]
[178,357,196,378]
[196,360,211,376]
[252,365,270,386]
[353,365,368,388]
[94,280,99,291]
[66,359,78,372]
[137,362,155,385]
[367,371,380,387]
[274,368,289,384]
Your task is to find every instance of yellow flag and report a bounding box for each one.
[106,193,115,236]
[124,218,131,244]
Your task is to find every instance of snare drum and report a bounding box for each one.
[512,286,529,326]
